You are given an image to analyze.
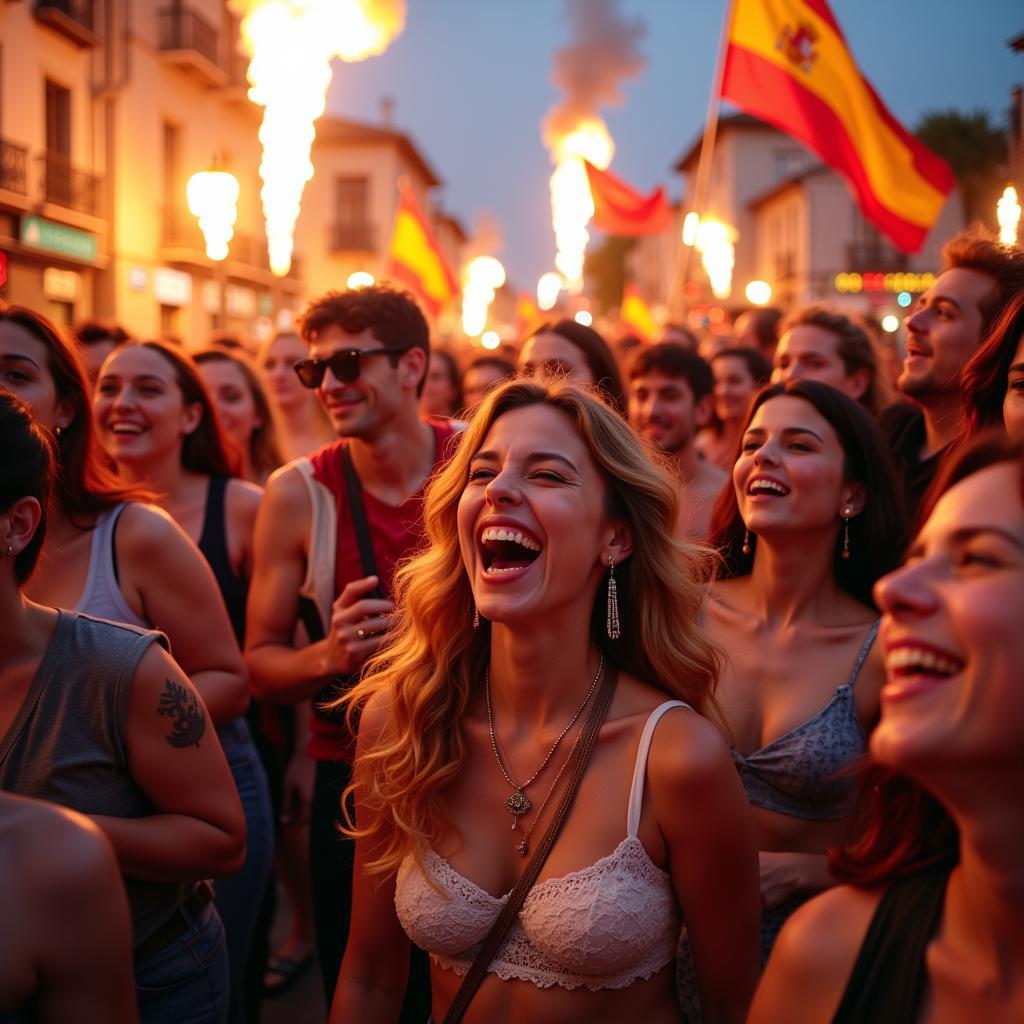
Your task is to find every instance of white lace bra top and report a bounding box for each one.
[394,700,688,992]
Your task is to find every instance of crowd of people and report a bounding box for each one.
[1,223,1023,1023]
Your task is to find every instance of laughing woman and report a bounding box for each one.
[332,379,760,1024]
[751,432,1024,1023]
[703,381,906,966]
[93,340,274,1024]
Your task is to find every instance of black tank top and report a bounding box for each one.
[197,477,248,646]
[834,866,952,1023]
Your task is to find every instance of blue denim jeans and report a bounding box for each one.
[135,900,229,1024]
[214,717,275,1023]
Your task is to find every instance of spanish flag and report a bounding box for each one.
[721,0,954,253]
[620,284,657,341]
[384,180,459,317]
[584,161,673,237]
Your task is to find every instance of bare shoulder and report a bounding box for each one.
[2,795,119,898]
[357,689,395,750]
[226,478,264,518]
[116,501,188,552]
[645,700,734,790]
[750,883,881,1023]
[261,462,312,522]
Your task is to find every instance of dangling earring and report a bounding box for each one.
[606,556,621,640]
[473,604,480,629]
[841,508,852,560]
[741,527,752,555]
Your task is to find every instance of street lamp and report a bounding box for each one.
[187,170,240,262]
[997,186,1021,247]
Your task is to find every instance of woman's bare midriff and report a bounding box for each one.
[429,960,682,1024]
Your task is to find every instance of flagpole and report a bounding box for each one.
[679,0,734,311]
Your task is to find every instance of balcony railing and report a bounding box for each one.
[159,5,218,64]
[38,151,99,215]
[33,0,98,47]
[0,138,29,195]
[846,242,908,272]
[329,222,375,252]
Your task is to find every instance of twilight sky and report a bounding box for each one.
[326,0,1023,293]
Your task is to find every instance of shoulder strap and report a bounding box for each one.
[441,664,619,1024]
[341,446,384,600]
[196,477,230,571]
[846,620,881,689]
[626,700,689,838]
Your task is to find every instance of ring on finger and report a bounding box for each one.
[357,627,367,639]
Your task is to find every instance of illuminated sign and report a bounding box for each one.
[20,216,97,262]
[834,272,936,295]
[43,268,81,301]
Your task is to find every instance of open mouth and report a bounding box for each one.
[109,422,145,436]
[479,526,543,575]
[746,478,790,497]
[886,644,964,680]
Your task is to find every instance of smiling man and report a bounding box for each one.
[245,285,457,1013]
[627,343,727,539]
[881,229,1024,522]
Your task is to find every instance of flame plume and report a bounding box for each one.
[229,1,406,276]
[542,0,646,294]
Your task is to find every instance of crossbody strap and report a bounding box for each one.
[341,446,383,599]
[441,663,620,1024]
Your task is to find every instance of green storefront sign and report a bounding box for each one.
[20,215,97,262]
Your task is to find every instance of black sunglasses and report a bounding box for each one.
[293,347,411,388]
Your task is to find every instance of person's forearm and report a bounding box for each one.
[192,668,250,724]
[89,814,245,882]
[330,978,406,1024]
[246,638,337,704]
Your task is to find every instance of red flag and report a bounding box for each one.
[620,284,657,340]
[721,0,953,253]
[383,181,459,317]
[584,161,673,237]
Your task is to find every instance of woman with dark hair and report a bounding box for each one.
[420,348,463,419]
[960,288,1024,443]
[698,346,772,469]
[751,431,1024,1022]
[0,305,247,723]
[94,340,274,1024]
[518,319,626,414]
[699,381,906,966]
[0,389,245,1023]
[195,348,284,485]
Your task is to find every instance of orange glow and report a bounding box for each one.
[230,1,405,276]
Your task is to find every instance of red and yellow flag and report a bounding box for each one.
[383,181,459,317]
[584,161,673,237]
[620,284,657,341]
[721,0,954,253]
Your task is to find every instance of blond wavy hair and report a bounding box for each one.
[340,378,722,877]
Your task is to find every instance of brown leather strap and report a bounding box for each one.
[441,663,619,1024]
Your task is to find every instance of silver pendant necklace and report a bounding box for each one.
[485,652,604,836]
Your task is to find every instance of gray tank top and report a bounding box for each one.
[73,504,149,629]
[0,610,184,949]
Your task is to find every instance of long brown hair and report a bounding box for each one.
[0,304,151,524]
[340,378,721,877]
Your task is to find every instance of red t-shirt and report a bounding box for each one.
[306,419,460,760]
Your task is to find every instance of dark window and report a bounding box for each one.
[45,79,71,157]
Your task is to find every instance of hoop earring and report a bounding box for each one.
[741,527,752,556]
[606,556,621,640]
[841,508,852,561]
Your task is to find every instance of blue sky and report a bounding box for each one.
[327,0,1023,292]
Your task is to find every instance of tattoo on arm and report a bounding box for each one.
[157,679,206,748]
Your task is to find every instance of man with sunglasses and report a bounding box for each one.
[245,285,458,1017]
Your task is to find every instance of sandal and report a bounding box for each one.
[263,951,314,997]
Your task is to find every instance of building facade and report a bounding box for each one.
[0,0,461,346]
